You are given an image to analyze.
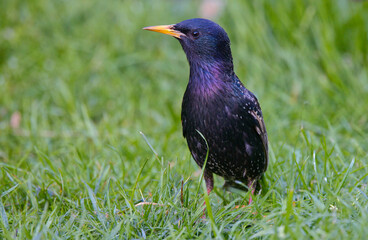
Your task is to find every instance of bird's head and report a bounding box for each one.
[144,18,233,68]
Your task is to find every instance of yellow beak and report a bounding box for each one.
[143,24,184,39]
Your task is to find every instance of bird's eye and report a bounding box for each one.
[192,31,200,38]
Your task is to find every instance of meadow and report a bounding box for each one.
[1,0,367,239]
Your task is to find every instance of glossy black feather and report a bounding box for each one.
[182,73,268,186]
[147,18,268,193]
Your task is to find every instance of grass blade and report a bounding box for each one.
[335,158,355,195]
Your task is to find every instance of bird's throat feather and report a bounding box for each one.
[187,60,233,100]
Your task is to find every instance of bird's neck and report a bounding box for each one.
[186,59,234,99]
[188,59,234,85]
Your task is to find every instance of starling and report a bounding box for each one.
[144,18,268,201]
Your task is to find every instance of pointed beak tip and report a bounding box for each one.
[142,24,183,39]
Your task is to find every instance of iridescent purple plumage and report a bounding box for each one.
[144,18,268,198]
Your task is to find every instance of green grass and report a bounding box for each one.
[1,0,368,238]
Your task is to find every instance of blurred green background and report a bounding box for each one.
[1,0,367,238]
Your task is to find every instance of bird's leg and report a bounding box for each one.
[201,169,213,219]
[204,168,214,195]
[248,180,256,205]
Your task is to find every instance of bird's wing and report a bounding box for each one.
[249,109,268,170]
[240,94,269,174]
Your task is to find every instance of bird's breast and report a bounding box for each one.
[181,83,237,139]
[181,80,267,179]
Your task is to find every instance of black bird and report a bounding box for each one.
[144,18,268,202]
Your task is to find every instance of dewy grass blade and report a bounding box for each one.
[196,130,223,239]
[130,158,149,202]
[203,183,223,239]
[353,173,368,189]
[292,152,308,190]
[0,198,9,230]
[335,158,355,195]
[82,180,106,228]
[34,201,49,235]
[107,221,123,239]
[312,150,321,194]
[0,184,19,198]
[140,131,161,164]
